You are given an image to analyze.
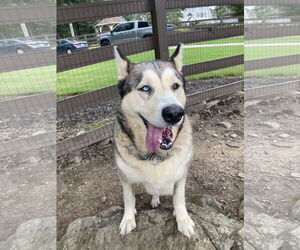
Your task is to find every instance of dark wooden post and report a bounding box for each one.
[151,0,169,60]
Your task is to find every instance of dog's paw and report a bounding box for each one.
[151,196,160,208]
[119,216,136,236]
[177,215,195,239]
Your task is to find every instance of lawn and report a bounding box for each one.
[57,44,243,97]
[246,35,300,44]
[245,45,300,60]
[0,66,55,96]
[2,35,300,98]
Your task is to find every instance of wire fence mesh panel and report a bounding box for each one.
[56,0,245,149]
[0,1,56,249]
[244,2,300,249]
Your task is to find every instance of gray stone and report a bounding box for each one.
[290,200,300,221]
[76,130,86,136]
[245,208,298,249]
[204,130,218,138]
[258,121,280,129]
[0,217,56,250]
[218,121,232,129]
[226,142,241,148]
[230,133,238,138]
[206,99,220,109]
[101,196,107,203]
[290,173,300,179]
[32,130,47,136]
[59,196,243,250]
[278,133,290,138]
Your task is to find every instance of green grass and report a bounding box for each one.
[3,35,300,98]
[190,36,243,45]
[0,65,55,96]
[245,64,300,77]
[246,35,300,44]
[246,45,300,60]
[57,45,243,97]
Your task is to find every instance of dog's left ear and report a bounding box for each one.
[114,46,133,80]
[170,43,183,73]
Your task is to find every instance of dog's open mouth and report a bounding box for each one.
[140,116,173,153]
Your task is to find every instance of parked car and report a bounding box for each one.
[0,39,50,55]
[57,39,88,55]
[97,20,174,46]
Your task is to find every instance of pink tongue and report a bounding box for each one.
[146,124,164,153]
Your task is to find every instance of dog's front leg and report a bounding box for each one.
[173,176,195,238]
[119,180,136,235]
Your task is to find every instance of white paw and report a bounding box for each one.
[119,216,136,236]
[151,196,160,208]
[177,215,195,239]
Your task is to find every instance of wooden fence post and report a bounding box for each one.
[151,0,169,60]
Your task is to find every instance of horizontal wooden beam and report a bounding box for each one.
[57,37,154,72]
[0,92,55,117]
[169,25,243,46]
[245,54,300,71]
[245,25,300,40]
[57,80,244,157]
[57,85,118,117]
[57,55,244,116]
[0,50,55,73]
[166,0,244,9]
[0,3,55,25]
[245,79,300,99]
[0,131,56,158]
[57,0,150,25]
[57,26,243,73]
[245,0,300,5]
[57,0,244,25]
[183,54,244,76]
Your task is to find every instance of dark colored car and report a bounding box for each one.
[0,39,50,55]
[57,39,88,55]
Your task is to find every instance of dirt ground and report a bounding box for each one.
[244,89,300,220]
[57,93,244,239]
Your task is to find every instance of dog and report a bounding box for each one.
[113,44,195,238]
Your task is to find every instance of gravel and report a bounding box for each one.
[57,77,242,141]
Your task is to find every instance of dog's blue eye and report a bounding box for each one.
[139,85,151,92]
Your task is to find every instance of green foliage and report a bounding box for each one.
[215,5,243,18]
[278,6,300,16]
[253,6,273,18]
[0,24,23,39]
[57,24,71,39]
[123,9,183,24]
[57,0,108,6]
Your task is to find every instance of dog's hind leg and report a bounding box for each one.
[151,195,160,208]
[173,176,195,239]
[119,180,137,235]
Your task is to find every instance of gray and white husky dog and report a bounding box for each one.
[113,44,195,238]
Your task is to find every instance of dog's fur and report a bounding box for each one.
[113,44,195,238]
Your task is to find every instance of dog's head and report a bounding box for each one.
[114,44,186,153]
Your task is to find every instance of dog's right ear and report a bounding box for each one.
[114,46,133,80]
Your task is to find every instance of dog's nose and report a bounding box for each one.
[162,105,184,125]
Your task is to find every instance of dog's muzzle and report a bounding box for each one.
[162,105,184,125]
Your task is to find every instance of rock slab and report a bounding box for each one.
[59,195,243,250]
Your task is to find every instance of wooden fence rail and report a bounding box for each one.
[0,3,55,25]
[57,80,244,157]
[57,54,243,116]
[57,0,243,25]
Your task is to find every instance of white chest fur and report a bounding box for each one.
[116,142,193,196]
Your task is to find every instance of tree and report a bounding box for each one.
[215,5,243,18]
[123,9,183,24]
